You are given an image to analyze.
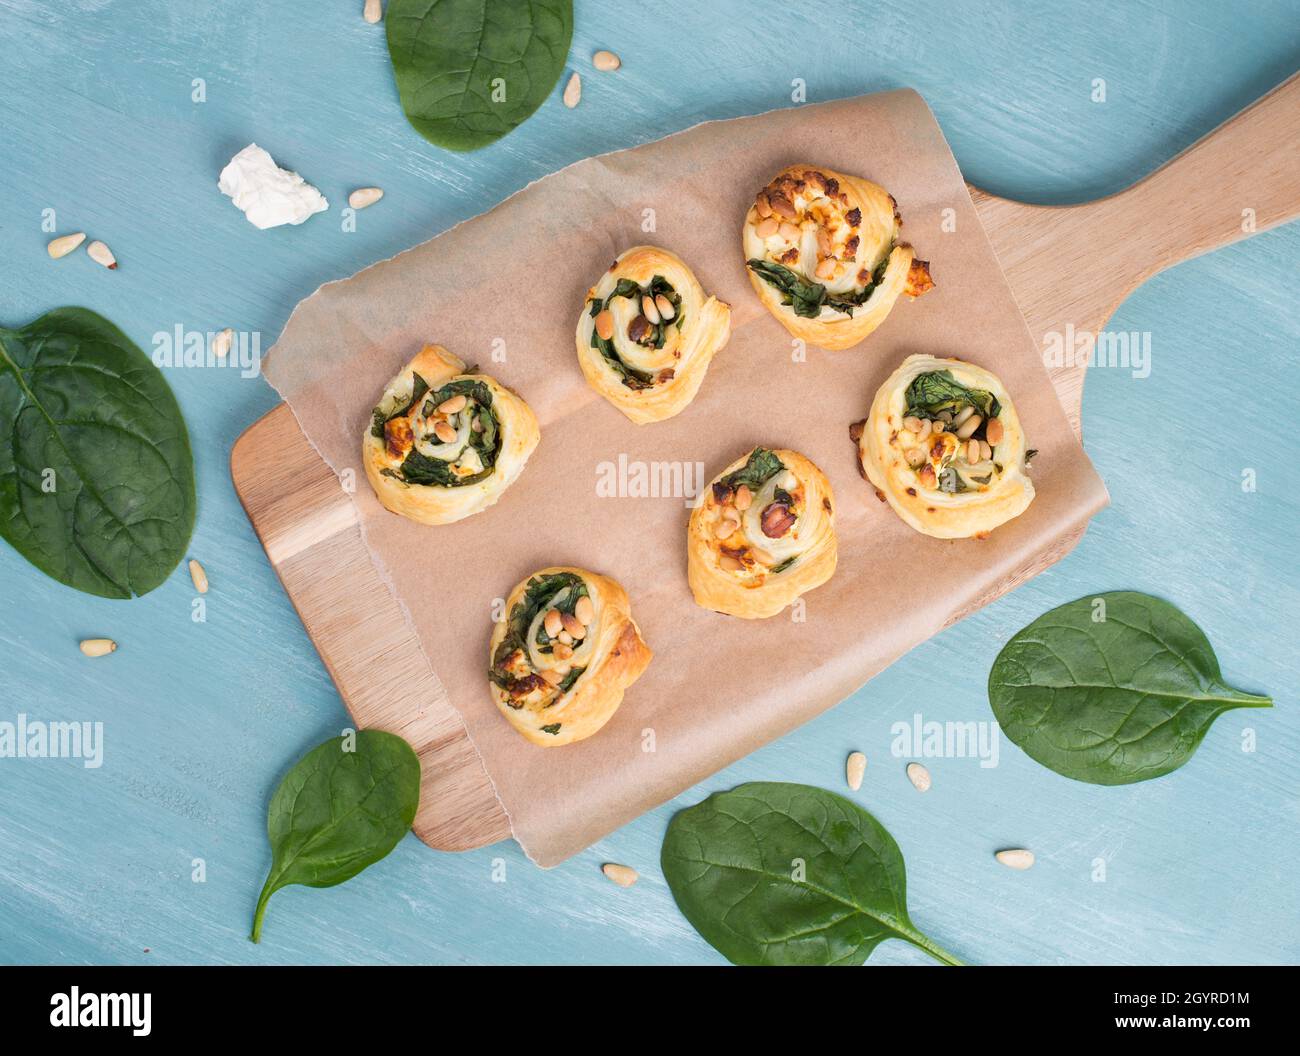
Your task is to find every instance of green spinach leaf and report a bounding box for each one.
[251,730,421,943]
[747,258,878,318]
[719,448,784,493]
[989,592,1271,785]
[661,782,962,966]
[0,307,195,599]
[904,370,999,420]
[385,0,574,152]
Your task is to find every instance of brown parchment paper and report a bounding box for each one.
[262,90,1108,866]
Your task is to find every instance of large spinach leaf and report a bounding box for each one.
[989,592,1271,785]
[0,307,195,599]
[386,0,573,152]
[251,730,421,943]
[904,369,999,420]
[661,782,962,966]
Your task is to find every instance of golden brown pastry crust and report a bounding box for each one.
[742,165,932,351]
[488,566,652,747]
[859,354,1035,539]
[363,344,539,525]
[576,245,731,424]
[687,448,837,619]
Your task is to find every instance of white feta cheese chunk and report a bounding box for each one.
[218,143,328,229]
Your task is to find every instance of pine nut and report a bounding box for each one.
[575,595,595,626]
[552,661,572,676]
[980,440,993,461]
[952,405,974,428]
[930,420,944,435]
[778,220,801,242]
[437,394,467,414]
[558,630,572,645]
[539,668,564,686]
[188,559,209,594]
[433,421,457,444]
[654,293,675,320]
[816,227,832,256]
[592,50,621,71]
[717,513,740,538]
[815,257,835,279]
[211,327,234,359]
[995,848,1035,870]
[594,310,614,340]
[754,193,773,219]
[641,294,661,324]
[906,761,931,792]
[363,0,382,23]
[917,418,932,439]
[985,417,1004,445]
[733,484,752,510]
[903,416,923,433]
[846,751,867,791]
[561,612,584,638]
[47,233,86,259]
[543,609,563,637]
[905,448,925,468]
[553,642,574,661]
[87,240,117,269]
[719,554,743,571]
[602,863,638,887]
[753,216,779,238]
[955,414,982,439]
[562,72,581,108]
[79,638,117,657]
[768,194,796,220]
[348,186,384,209]
[967,438,981,463]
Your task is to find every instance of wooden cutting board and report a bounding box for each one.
[231,75,1299,853]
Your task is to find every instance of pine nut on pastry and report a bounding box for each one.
[858,354,1035,539]
[743,165,933,351]
[489,567,652,747]
[576,245,731,423]
[363,344,539,525]
[687,447,837,619]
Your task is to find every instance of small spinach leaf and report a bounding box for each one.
[989,592,1271,785]
[904,370,999,420]
[719,448,784,493]
[661,782,962,966]
[251,730,421,943]
[0,307,195,599]
[385,0,574,152]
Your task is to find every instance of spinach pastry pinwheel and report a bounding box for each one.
[687,448,837,619]
[364,344,539,525]
[743,165,933,351]
[489,566,653,747]
[858,354,1035,539]
[576,245,731,423]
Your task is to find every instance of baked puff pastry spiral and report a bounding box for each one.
[743,165,933,351]
[858,354,1035,539]
[364,344,539,525]
[489,567,652,747]
[576,246,731,424]
[688,448,837,619]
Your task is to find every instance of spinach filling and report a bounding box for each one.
[374,375,503,488]
[905,370,1003,494]
[587,275,685,390]
[489,572,590,703]
[719,447,784,494]
[746,254,890,319]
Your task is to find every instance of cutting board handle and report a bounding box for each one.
[1112,71,1300,272]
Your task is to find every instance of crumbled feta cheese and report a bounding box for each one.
[218,144,328,229]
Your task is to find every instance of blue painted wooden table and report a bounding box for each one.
[1,0,1296,966]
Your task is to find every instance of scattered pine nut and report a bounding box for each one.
[188,559,209,594]
[211,327,233,359]
[593,50,621,71]
[47,233,86,259]
[574,595,595,626]
[363,0,382,23]
[906,761,931,792]
[348,186,384,210]
[995,848,1035,870]
[846,751,866,791]
[79,638,117,657]
[562,72,582,109]
[86,240,117,269]
[602,862,638,887]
